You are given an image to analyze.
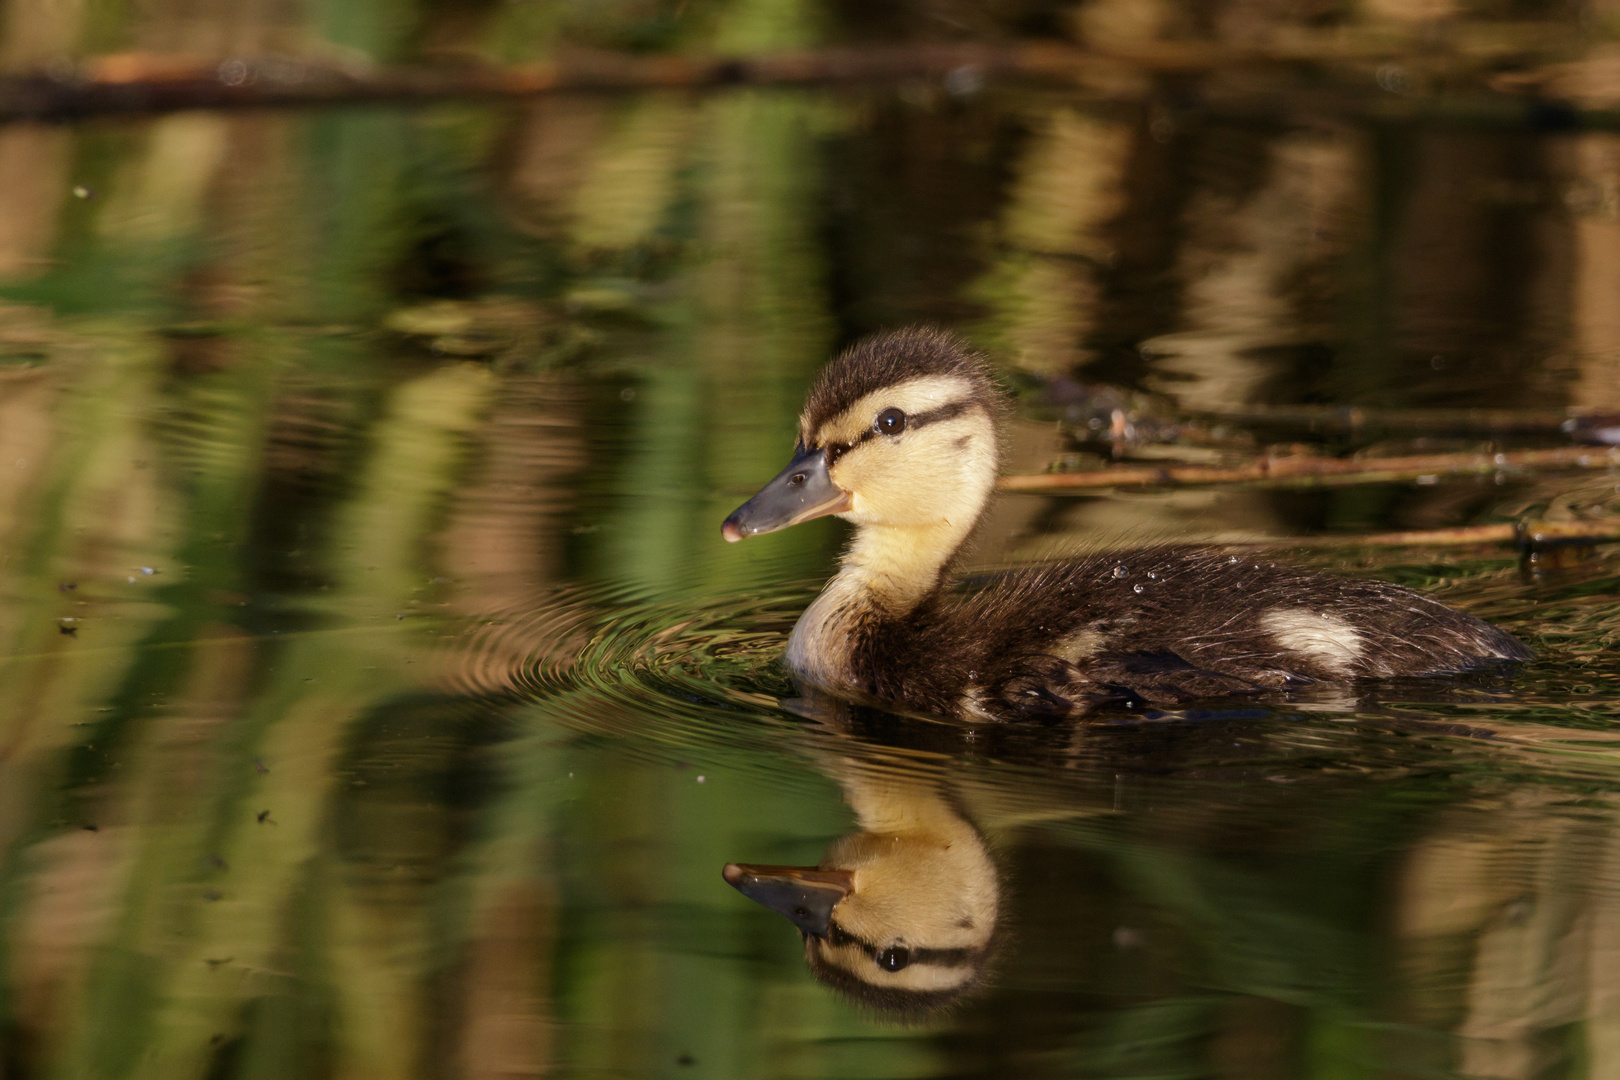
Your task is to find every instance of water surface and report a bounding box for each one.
[1,83,1619,1080]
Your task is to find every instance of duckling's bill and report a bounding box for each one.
[722,862,854,937]
[722,446,852,542]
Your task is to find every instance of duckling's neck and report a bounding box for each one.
[786,519,967,687]
[824,765,1000,936]
[841,765,971,839]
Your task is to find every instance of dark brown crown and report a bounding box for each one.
[801,328,998,439]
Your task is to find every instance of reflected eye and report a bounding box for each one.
[876,946,911,973]
[875,408,907,436]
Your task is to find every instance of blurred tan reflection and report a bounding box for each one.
[502,99,613,234]
[459,876,558,1080]
[570,98,695,256]
[450,387,585,563]
[501,94,696,259]
[0,0,81,70]
[977,108,1132,375]
[0,126,72,280]
[1567,134,1620,409]
[1359,0,1461,25]
[1145,131,1361,409]
[97,113,233,244]
[1396,792,1620,1077]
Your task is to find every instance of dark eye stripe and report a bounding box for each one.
[908,398,977,429]
[822,398,981,458]
[825,920,980,969]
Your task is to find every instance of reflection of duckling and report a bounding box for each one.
[722,328,1530,719]
[724,764,998,1015]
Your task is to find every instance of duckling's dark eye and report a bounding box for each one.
[876,946,911,972]
[875,408,907,436]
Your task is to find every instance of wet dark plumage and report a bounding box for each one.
[848,548,1532,719]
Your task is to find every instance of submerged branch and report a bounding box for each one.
[1000,445,1620,493]
[2,38,1620,122]
[0,45,1177,120]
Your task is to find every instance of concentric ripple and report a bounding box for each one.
[424,580,823,759]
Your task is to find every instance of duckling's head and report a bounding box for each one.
[722,328,1000,545]
[722,811,999,1017]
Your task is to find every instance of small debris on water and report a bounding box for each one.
[256,810,274,824]
[696,775,707,784]
[72,185,91,199]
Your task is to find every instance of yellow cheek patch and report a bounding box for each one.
[825,410,996,516]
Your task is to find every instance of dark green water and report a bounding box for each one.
[2,84,1620,1080]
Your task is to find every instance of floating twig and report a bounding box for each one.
[1000,445,1620,493]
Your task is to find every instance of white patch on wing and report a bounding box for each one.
[1259,608,1363,676]
[1054,626,1106,664]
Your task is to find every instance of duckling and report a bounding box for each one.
[721,328,1530,719]
[724,761,999,1016]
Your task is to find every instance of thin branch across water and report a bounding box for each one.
[1001,446,1620,493]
